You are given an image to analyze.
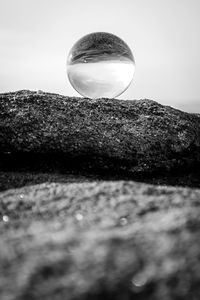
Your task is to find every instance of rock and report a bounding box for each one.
[1,90,200,299]
[0,181,200,300]
[0,167,200,192]
[0,90,200,175]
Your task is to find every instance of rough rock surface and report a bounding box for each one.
[0,90,200,175]
[0,181,200,300]
[0,91,200,300]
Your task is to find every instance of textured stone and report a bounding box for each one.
[0,90,200,175]
[0,90,200,299]
[0,181,200,300]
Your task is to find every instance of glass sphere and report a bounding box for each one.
[67,32,135,99]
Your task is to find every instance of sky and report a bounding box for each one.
[0,0,200,112]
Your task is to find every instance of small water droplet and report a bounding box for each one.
[53,222,62,230]
[132,273,147,290]
[119,217,128,226]
[2,215,9,222]
[75,213,83,221]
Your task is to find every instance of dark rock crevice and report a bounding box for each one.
[0,152,200,191]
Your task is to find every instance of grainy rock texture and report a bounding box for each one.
[0,90,200,174]
[0,91,200,300]
[0,181,200,300]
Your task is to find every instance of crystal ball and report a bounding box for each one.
[67,32,135,99]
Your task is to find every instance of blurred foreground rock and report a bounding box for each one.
[0,181,200,300]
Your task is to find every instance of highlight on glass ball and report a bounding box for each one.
[67,32,135,99]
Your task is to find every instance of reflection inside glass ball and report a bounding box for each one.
[67,32,135,99]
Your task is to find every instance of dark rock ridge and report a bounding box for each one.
[0,90,200,176]
[0,167,200,192]
[0,181,200,300]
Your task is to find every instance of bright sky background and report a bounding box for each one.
[0,0,200,112]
